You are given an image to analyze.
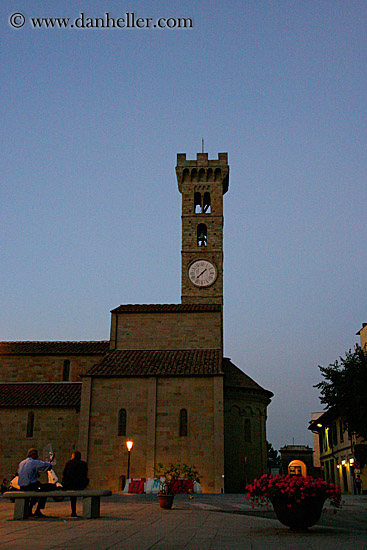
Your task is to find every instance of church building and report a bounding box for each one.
[0,152,273,493]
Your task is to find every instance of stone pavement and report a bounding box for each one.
[0,493,366,550]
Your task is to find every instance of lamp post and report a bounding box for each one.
[126,439,133,481]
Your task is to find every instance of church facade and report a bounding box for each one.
[0,152,273,493]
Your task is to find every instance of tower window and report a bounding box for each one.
[179,408,188,436]
[62,360,70,381]
[27,412,34,438]
[203,192,211,213]
[197,224,207,246]
[194,192,202,213]
[118,408,127,436]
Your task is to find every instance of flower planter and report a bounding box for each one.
[157,494,175,510]
[271,496,326,531]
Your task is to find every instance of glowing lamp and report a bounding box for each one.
[126,439,134,481]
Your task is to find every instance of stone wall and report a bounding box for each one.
[0,355,103,383]
[80,375,224,493]
[110,311,222,351]
[224,389,269,492]
[0,407,79,483]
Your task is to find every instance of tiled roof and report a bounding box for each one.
[356,323,367,335]
[111,304,222,313]
[308,407,337,431]
[86,349,222,377]
[0,341,110,355]
[223,358,273,396]
[0,383,81,407]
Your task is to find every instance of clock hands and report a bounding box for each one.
[196,268,207,280]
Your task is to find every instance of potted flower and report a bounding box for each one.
[246,474,341,531]
[153,462,200,509]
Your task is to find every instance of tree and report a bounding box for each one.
[315,345,367,440]
[267,441,281,470]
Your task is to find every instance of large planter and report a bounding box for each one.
[271,496,326,531]
[157,494,175,510]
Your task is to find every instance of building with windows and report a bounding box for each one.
[309,323,367,494]
[0,152,273,493]
[309,409,357,493]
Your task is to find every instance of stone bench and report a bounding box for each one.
[3,490,112,520]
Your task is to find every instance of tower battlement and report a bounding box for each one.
[176,152,229,194]
[176,152,228,166]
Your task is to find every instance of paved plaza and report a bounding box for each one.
[1,493,366,549]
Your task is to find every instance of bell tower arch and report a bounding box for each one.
[176,152,229,305]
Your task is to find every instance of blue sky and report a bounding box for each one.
[2,0,366,450]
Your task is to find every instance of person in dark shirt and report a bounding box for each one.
[354,474,363,495]
[62,451,89,517]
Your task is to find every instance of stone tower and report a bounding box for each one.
[176,152,229,305]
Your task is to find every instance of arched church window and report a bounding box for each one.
[244,418,251,442]
[27,411,34,438]
[118,408,127,436]
[203,192,211,213]
[63,359,70,381]
[179,409,188,436]
[197,224,207,246]
[194,192,202,214]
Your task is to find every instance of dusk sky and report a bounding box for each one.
[2,0,366,451]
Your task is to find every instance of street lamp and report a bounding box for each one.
[126,439,133,481]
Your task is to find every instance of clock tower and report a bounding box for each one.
[176,152,229,305]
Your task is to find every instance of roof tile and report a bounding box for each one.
[86,349,222,377]
[111,304,222,314]
[0,383,81,407]
[0,341,110,355]
[222,358,273,396]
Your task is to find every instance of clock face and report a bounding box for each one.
[188,260,217,287]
